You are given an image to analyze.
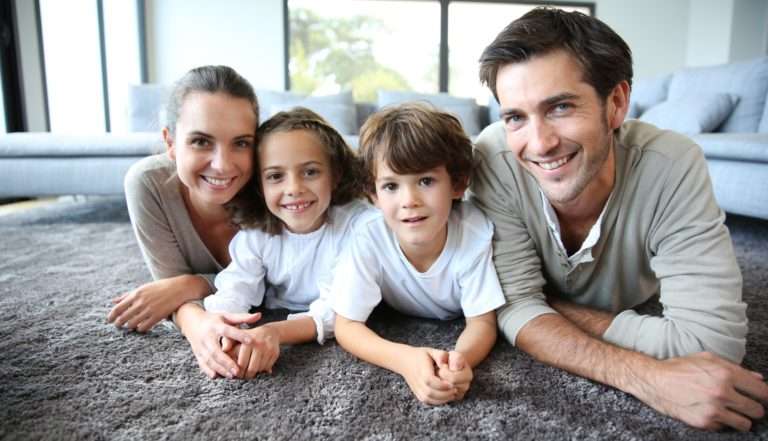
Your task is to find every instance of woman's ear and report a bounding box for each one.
[163,127,175,160]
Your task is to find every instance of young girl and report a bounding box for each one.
[202,107,370,379]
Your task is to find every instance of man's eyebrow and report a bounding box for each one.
[542,93,580,107]
[499,92,581,119]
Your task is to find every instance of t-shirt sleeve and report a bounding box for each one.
[330,227,383,323]
[203,231,267,314]
[123,159,216,288]
[470,124,555,345]
[603,145,746,363]
[457,210,507,317]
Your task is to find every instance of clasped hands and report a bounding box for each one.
[220,325,281,380]
[401,347,473,405]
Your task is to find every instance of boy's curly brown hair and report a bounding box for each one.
[227,106,364,235]
[358,102,474,200]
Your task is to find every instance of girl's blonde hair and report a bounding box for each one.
[228,107,364,234]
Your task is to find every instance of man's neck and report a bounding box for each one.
[552,147,616,255]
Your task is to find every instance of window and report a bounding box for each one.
[448,2,592,104]
[288,0,441,101]
[38,0,142,133]
[287,0,593,103]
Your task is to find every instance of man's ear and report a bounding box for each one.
[162,127,175,160]
[607,80,631,130]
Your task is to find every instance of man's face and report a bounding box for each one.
[495,50,626,208]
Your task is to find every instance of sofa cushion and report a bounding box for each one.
[268,102,357,136]
[257,90,357,134]
[690,133,768,164]
[639,94,739,135]
[377,90,481,136]
[0,132,161,157]
[667,57,768,133]
[630,74,671,115]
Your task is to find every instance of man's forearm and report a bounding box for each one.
[516,313,655,397]
[548,297,614,338]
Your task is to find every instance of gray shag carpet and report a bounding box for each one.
[1,196,766,441]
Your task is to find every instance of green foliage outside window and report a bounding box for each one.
[289,8,412,101]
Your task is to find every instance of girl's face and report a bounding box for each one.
[165,91,257,210]
[259,129,335,234]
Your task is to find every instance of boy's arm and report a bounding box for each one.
[455,311,498,367]
[335,315,457,405]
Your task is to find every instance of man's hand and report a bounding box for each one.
[436,351,474,401]
[633,352,768,431]
[399,347,457,405]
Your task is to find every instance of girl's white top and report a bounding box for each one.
[203,199,373,343]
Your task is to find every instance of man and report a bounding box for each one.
[471,8,768,431]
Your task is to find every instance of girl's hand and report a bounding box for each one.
[107,275,207,332]
[436,351,473,401]
[227,326,281,379]
[182,307,262,379]
[399,347,457,405]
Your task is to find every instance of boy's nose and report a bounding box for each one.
[401,186,421,208]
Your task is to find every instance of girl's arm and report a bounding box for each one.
[335,315,457,405]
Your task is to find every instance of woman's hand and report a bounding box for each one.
[177,303,262,379]
[107,274,209,332]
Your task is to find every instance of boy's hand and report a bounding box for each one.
[436,351,474,401]
[399,347,457,405]
[225,326,280,379]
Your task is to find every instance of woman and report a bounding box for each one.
[108,65,260,379]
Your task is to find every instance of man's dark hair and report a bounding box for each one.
[479,7,633,101]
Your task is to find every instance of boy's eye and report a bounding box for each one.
[419,177,435,187]
[381,182,397,192]
[304,168,320,177]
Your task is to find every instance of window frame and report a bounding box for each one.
[283,0,595,95]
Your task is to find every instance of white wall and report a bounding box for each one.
[592,0,691,79]
[686,0,734,67]
[730,0,768,62]
[145,0,284,89]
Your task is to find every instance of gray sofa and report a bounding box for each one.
[629,56,768,220]
[2,59,767,220]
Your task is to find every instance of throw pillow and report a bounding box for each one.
[269,102,357,136]
[376,90,481,135]
[639,94,739,135]
[257,90,357,135]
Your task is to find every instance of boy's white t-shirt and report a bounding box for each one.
[332,200,505,322]
[203,199,373,343]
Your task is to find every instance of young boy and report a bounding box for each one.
[332,102,505,405]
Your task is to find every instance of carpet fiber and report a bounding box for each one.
[1,196,766,440]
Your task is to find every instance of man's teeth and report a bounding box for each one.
[284,202,312,211]
[204,176,233,186]
[538,156,570,171]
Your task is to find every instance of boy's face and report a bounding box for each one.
[372,160,465,266]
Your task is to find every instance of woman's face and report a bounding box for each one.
[165,91,257,210]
